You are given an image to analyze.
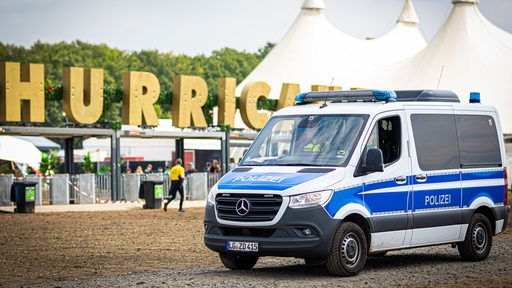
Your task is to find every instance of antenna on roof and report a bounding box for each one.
[436,65,445,89]
[320,77,334,109]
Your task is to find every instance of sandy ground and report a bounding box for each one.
[0,207,220,287]
[0,200,511,287]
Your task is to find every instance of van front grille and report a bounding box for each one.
[216,193,282,222]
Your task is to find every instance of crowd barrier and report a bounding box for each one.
[0,172,222,206]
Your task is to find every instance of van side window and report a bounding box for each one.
[455,115,502,167]
[378,117,401,164]
[411,114,459,171]
[362,116,401,167]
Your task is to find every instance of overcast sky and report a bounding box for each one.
[0,0,511,56]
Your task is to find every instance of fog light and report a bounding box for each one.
[204,224,209,232]
[303,228,312,236]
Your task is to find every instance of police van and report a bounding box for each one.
[203,89,510,276]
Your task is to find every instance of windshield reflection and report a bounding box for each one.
[240,114,368,167]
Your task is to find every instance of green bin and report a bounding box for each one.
[141,180,163,209]
[10,181,37,213]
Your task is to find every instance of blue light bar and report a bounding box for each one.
[372,90,397,101]
[295,89,396,104]
[469,92,481,103]
[294,92,309,103]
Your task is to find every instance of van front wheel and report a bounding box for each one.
[219,253,259,270]
[326,222,367,276]
[458,213,492,261]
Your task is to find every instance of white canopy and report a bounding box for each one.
[233,0,430,129]
[0,136,41,170]
[362,0,426,65]
[236,0,369,101]
[367,0,512,133]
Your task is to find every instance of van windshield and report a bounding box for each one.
[240,114,368,167]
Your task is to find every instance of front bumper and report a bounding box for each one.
[203,204,341,258]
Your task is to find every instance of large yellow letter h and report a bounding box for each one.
[0,62,45,122]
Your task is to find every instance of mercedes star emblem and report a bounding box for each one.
[235,198,250,216]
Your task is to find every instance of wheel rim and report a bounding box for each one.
[472,223,487,252]
[341,232,360,267]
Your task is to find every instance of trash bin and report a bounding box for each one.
[140,180,163,209]
[10,181,38,213]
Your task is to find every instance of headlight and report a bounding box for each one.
[288,190,332,209]
[206,190,216,206]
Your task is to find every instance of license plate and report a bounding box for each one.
[226,241,259,252]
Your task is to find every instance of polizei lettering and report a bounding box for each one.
[232,175,286,183]
[425,194,451,206]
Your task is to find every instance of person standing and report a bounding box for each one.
[210,159,221,173]
[229,157,237,171]
[164,158,186,212]
[185,163,198,176]
[144,164,153,173]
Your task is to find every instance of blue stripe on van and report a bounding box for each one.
[463,186,505,206]
[411,173,460,185]
[413,187,462,210]
[217,172,324,191]
[461,170,505,205]
[325,170,504,218]
[324,186,364,218]
[461,170,503,181]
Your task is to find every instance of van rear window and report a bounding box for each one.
[411,114,502,171]
[456,115,501,167]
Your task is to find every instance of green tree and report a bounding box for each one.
[0,40,272,126]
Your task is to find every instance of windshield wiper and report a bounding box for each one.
[280,163,323,166]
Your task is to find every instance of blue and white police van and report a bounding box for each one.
[203,89,510,276]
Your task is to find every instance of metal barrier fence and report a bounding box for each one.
[0,172,223,206]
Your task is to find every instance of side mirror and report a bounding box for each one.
[362,148,384,173]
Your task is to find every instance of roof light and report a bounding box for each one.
[372,89,397,101]
[294,92,309,103]
[469,92,480,103]
[295,89,396,104]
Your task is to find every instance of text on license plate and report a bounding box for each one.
[226,241,259,252]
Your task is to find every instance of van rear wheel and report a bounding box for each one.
[219,253,259,270]
[458,213,492,261]
[326,222,367,276]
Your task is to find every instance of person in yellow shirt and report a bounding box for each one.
[164,158,186,212]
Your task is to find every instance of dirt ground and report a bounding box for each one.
[0,204,511,287]
[0,207,220,287]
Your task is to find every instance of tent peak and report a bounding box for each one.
[452,0,479,4]
[301,0,325,10]
[398,0,419,24]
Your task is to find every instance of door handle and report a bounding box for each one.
[416,174,427,182]
[395,176,406,184]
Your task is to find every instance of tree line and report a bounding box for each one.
[0,40,275,127]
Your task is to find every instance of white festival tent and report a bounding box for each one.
[233,0,427,129]
[362,0,427,65]
[235,0,369,103]
[0,135,42,170]
[365,0,512,134]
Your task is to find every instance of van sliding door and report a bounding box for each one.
[407,109,463,246]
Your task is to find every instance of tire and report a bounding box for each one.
[458,213,492,261]
[219,253,259,270]
[325,222,367,276]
